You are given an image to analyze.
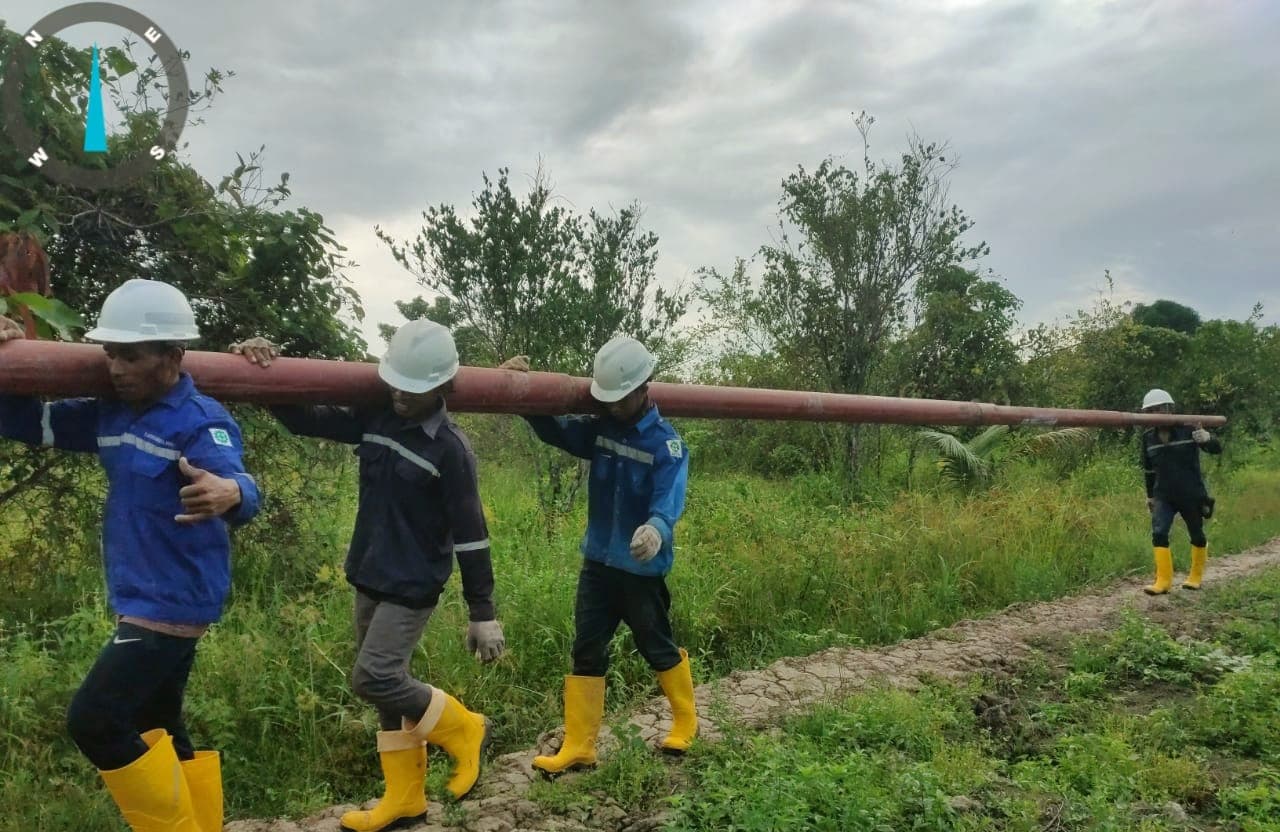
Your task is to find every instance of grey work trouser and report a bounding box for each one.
[351,591,435,730]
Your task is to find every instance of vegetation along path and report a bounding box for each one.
[229,537,1280,832]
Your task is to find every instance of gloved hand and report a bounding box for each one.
[499,355,530,372]
[0,316,24,342]
[230,336,280,367]
[1147,497,1155,513]
[466,620,505,662]
[1192,427,1211,444]
[630,524,662,562]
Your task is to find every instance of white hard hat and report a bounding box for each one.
[1142,388,1175,410]
[378,318,460,394]
[590,335,656,403]
[84,279,200,343]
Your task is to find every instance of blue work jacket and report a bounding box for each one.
[525,404,688,577]
[0,374,260,624]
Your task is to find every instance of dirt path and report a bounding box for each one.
[228,538,1280,832]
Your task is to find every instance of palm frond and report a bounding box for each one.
[1017,427,1094,457]
[968,424,1011,458]
[918,429,989,488]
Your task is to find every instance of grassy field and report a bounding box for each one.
[2,433,1280,831]
[597,566,1280,831]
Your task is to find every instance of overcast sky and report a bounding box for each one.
[7,0,1279,348]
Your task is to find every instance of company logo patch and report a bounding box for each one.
[666,439,683,458]
[209,428,233,447]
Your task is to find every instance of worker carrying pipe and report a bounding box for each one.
[1137,388,1222,595]
[0,281,261,832]
[500,340,699,776]
[230,326,503,832]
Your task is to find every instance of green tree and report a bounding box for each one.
[0,23,366,359]
[754,113,988,397]
[1175,306,1278,438]
[378,167,686,374]
[698,113,988,476]
[1132,299,1202,335]
[887,265,1022,403]
[1017,274,1188,416]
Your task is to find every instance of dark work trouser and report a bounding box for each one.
[572,559,681,677]
[351,591,436,731]
[1152,497,1207,548]
[66,622,199,771]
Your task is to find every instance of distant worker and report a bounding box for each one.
[233,320,502,832]
[500,336,697,776]
[1,279,261,832]
[1138,388,1222,594]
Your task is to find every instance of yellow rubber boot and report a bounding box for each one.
[531,675,606,776]
[1183,545,1208,590]
[181,750,222,832]
[411,688,489,800]
[100,730,201,832]
[1143,546,1174,595]
[656,649,698,754]
[339,730,427,832]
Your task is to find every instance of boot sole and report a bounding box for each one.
[1182,585,1201,591]
[532,760,596,780]
[1142,588,1170,595]
[339,811,428,832]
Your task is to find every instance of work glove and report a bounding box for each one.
[1147,497,1155,513]
[0,316,24,342]
[466,619,505,663]
[230,336,280,368]
[499,355,530,372]
[630,524,662,563]
[1192,427,1211,445]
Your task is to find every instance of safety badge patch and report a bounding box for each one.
[666,439,683,458]
[209,428,233,447]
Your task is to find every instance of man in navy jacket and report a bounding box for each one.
[1138,388,1222,594]
[0,279,260,832]
[234,320,503,832]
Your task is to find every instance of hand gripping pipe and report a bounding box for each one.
[0,341,1227,428]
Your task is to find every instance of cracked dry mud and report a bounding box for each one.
[228,538,1280,832]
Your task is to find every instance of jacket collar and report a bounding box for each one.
[154,372,196,410]
[420,400,449,439]
[386,399,449,439]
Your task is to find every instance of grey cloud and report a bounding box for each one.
[4,0,1277,343]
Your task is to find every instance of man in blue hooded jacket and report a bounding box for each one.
[0,279,260,832]
[501,335,696,775]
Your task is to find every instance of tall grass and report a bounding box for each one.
[2,437,1279,830]
[666,568,1280,831]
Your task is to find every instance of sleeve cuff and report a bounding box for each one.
[646,515,672,546]
[227,473,258,524]
[467,601,496,622]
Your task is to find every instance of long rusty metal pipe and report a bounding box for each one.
[0,340,1226,428]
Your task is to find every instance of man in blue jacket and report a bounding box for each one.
[233,319,503,832]
[0,279,261,832]
[501,335,696,775]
